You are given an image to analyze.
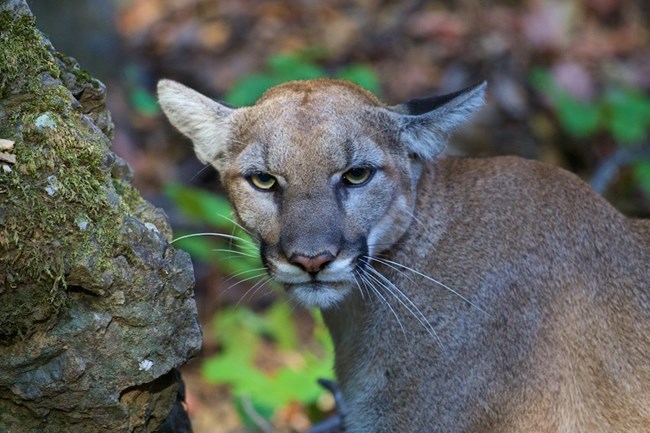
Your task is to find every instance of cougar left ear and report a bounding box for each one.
[157,79,234,166]
[390,81,487,160]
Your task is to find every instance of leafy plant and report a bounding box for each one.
[124,64,160,116]
[225,51,380,106]
[165,183,261,276]
[202,303,334,425]
[530,68,650,195]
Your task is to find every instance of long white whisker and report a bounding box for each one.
[358,269,407,339]
[237,276,273,306]
[402,208,428,231]
[351,271,367,301]
[171,232,258,246]
[211,248,259,258]
[189,163,215,182]
[223,271,268,295]
[369,256,489,316]
[364,265,442,347]
[218,213,253,237]
[223,266,269,285]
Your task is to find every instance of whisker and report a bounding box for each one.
[189,163,215,182]
[223,266,269,285]
[211,248,259,258]
[357,269,407,339]
[351,271,367,301]
[237,276,273,306]
[218,213,254,237]
[222,271,268,295]
[402,208,428,231]
[369,256,489,316]
[216,255,263,267]
[364,265,443,347]
[172,232,258,247]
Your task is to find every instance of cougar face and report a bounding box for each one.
[158,78,485,308]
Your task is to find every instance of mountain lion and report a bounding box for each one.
[158,78,650,433]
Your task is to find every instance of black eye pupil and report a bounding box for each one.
[343,167,374,186]
[257,173,272,182]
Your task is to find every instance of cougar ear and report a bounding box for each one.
[157,79,234,165]
[390,81,486,160]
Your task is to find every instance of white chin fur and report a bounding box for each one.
[290,284,349,309]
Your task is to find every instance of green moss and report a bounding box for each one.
[0,11,145,341]
[54,51,101,90]
[0,12,60,100]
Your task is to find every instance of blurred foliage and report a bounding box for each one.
[225,51,380,106]
[166,182,334,425]
[530,69,650,144]
[166,183,261,276]
[530,69,650,195]
[203,303,334,426]
[124,64,161,116]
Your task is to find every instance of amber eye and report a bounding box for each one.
[342,167,374,186]
[249,172,277,191]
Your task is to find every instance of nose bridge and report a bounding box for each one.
[280,187,342,257]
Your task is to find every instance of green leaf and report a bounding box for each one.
[554,93,601,138]
[336,64,380,95]
[225,73,282,107]
[172,234,218,262]
[165,183,234,229]
[633,160,650,195]
[202,305,334,420]
[269,53,325,80]
[604,88,650,145]
[130,87,160,116]
[224,53,327,106]
[264,302,298,349]
[529,68,602,138]
[212,307,264,351]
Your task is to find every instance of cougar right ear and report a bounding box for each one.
[389,82,486,160]
[157,79,234,165]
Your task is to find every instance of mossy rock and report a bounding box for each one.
[0,2,201,432]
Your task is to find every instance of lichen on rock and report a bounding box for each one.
[0,1,201,432]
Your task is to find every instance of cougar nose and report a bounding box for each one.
[289,252,335,274]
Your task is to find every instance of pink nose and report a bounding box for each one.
[289,253,335,274]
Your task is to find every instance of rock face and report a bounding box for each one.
[0,1,202,431]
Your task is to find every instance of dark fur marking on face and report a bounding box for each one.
[259,240,271,275]
[354,236,369,272]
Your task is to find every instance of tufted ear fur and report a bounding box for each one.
[389,81,487,159]
[157,79,234,165]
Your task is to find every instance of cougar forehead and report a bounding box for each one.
[256,79,385,107]
[226,79,393,182]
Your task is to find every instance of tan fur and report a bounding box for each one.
[158,78,650,433]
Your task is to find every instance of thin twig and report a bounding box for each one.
[590,143,650,194]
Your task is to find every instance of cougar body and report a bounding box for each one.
[158,78,650,433]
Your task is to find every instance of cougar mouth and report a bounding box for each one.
[284,280,353,309]
[260,239,368,308]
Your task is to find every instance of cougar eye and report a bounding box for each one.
[342,167,374,186]
[248,172,277,191]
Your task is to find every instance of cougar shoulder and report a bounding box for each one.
[158,78,650,433]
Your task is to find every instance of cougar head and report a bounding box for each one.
[158,78,485,308]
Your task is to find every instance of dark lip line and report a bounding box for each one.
[283,280,350,290]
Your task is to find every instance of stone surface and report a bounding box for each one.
[0,1,201,431]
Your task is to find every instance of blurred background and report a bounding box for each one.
[26,0,650,431]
